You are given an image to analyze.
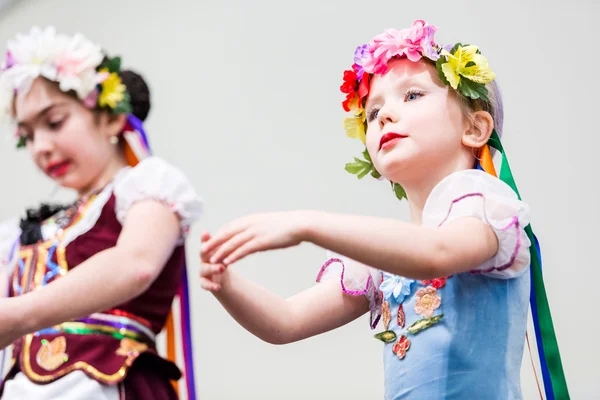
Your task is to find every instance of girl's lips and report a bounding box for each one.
[46,160,71,177]
[379,132,407,150]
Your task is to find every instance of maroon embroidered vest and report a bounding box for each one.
[3,194,183,386]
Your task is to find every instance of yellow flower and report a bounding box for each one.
[98,69,126,109]
[441,45,496,90]
[344,108,366,144]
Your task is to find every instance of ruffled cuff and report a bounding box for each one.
[316,251,383,329]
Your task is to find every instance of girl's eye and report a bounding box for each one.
[367,108,380,122]
[405,90,424,102]
[48,119,64,130]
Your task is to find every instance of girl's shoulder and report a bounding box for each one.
[424,169,532,279]
[113,156,204,243]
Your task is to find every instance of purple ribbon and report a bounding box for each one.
[126,114,152,154]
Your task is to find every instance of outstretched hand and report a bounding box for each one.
[199,232,228,292]
[200,211,313,266]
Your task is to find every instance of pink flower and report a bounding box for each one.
[414,286,441,318]
[82,89,98,108]
[57,57,84,76]
[363,20,438,75]
[392,335,411,359]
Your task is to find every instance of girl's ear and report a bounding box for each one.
[462,110,494,148]
[98,112,127,141]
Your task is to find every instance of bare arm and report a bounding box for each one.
[9,200,180,338]
[201,249,369,345]
[303,212,498,279]
[204,211,498,281]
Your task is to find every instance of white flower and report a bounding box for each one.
[0,26,104,122]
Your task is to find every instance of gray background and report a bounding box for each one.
[1,0,597,398]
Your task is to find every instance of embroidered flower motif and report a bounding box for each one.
[382,300,391,330]
[392,335,411,359]
[397,303,405,328]
[36,336,68,371]
[414,286,441,318]
[116,338,148,357]
[421,277,448,289]
[380,272,415,304]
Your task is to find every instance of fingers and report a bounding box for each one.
[199,262,226,292]
[199,276,221,292]
[200,262,225,277]
[201,219,248,256]
[200,232,214,263]
[222,237,265,265]
[209,230,254,264]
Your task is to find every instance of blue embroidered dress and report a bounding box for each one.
[317,170,531,399]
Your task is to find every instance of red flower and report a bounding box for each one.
[342,93,357,112]
[392,335,411,359]
[422,277,448,289]
[341,67,360,112]
[340,69,358,94]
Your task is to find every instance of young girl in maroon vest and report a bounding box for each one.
[0,27,202,399]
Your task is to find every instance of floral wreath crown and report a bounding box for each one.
[0,27,149,163]
[340,20,496,200]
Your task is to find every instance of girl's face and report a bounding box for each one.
[15,78,124,195]
[365,58,471,186]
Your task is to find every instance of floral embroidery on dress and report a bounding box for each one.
[374,277,447,360]
[382,301,391,330]
[421,276,448,289]
[374,330,397,343]
[115,338,148,357]
[380,272,415,304]
[407,314,444,334]
[397,304,405,328]
[36,336,69,371]
[392,335,411,359]
[414,286,441,317]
